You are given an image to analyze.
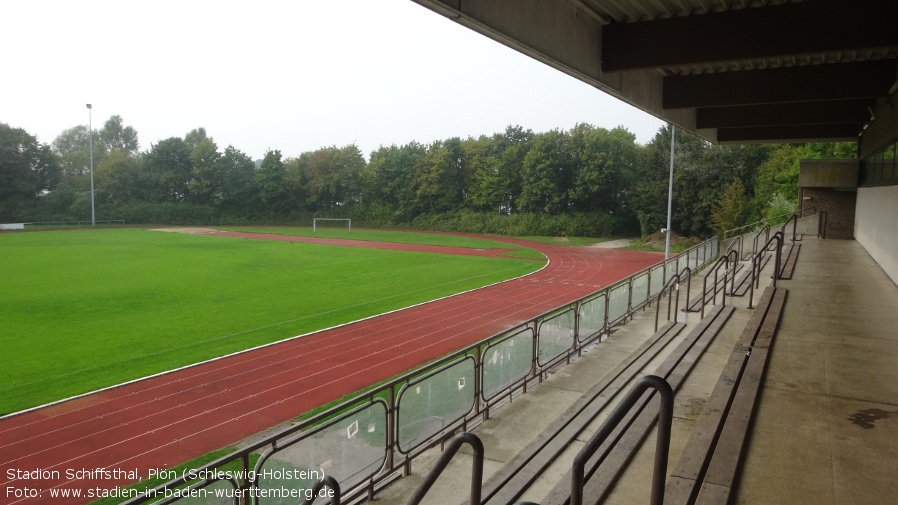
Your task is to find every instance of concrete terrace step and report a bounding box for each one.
[779,242,801,280]
[665,286,787,505]
[540,304,735,505]
[477,321,687,505]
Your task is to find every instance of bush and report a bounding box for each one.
[403,211,625,237]
[763,192,796,226]
[104,202,216,225]
[13,199,633,239]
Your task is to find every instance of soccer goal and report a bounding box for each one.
[313,218,351,232]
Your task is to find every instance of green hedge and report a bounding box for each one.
[10,199,633,238]
[406,210,628,237]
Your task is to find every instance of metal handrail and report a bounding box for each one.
[654,267,692,332]
[724,233,744,262]
[406,432,484,505]
[722,249,739,297]
[748,231,783,309]
[699,252,734,318]
[780,213,799,242]
[751,225,770,259]
[722,206,816,241]
[570,375,674,505]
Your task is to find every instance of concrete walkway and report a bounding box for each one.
[736,237,898,504]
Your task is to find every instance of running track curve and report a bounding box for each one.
[0,231,662,505]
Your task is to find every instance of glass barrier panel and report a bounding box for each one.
[650,265,665,298]
[397,358,476,453]
[664,259,677,285]
[257,401,387,505]
[578,294,606,342]
[631,272,649,309]
[482,328,534,401]
[608,283,630,325]
[537,309,575,366]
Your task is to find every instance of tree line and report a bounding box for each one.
[0,117,854,238]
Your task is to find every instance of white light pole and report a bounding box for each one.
[86,104,96,226]
[665,124,676,260]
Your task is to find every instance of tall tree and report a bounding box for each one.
[256,149,288,211]
[519,130,573,214]
[414,139,465,213]
[184,128,211,150]
[711,178,749,235]
[219,146,258,210]
[299,144,366,211]
[367,142,425,220]
[496,125,532,214]
[631,125,686,237]
[283,156,308,211]
[188,138,223,205]
[331,144,366,208]
[631,125,767,238]
[568,124,639,214]
[142,137,194,202]
[99,115,139,154]
[52,125,105,177]
[96,150,141,204]
[53,115,137,178]
[461,135,504,212]
[672,135,729,237]
[0,123,60,217]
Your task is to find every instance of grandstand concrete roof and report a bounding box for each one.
[411,0,898,155]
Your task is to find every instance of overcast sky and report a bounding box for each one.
[3,0,665,160]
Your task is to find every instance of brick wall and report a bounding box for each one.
[800,188,857,239]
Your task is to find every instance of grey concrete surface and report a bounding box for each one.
[736,237,898,505]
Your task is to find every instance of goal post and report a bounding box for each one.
[313,218,351,233]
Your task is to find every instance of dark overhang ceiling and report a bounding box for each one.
[411,0,898,145]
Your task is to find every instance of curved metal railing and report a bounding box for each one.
[406,432,483,505]
[570,375,674,505]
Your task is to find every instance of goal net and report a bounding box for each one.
[313,218,351,232]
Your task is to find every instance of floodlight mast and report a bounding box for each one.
[87,104,96,227]
[665,125,675,260]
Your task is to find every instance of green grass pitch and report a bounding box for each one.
[0,229,544,415]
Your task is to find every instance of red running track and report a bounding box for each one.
[0,232,661,505]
